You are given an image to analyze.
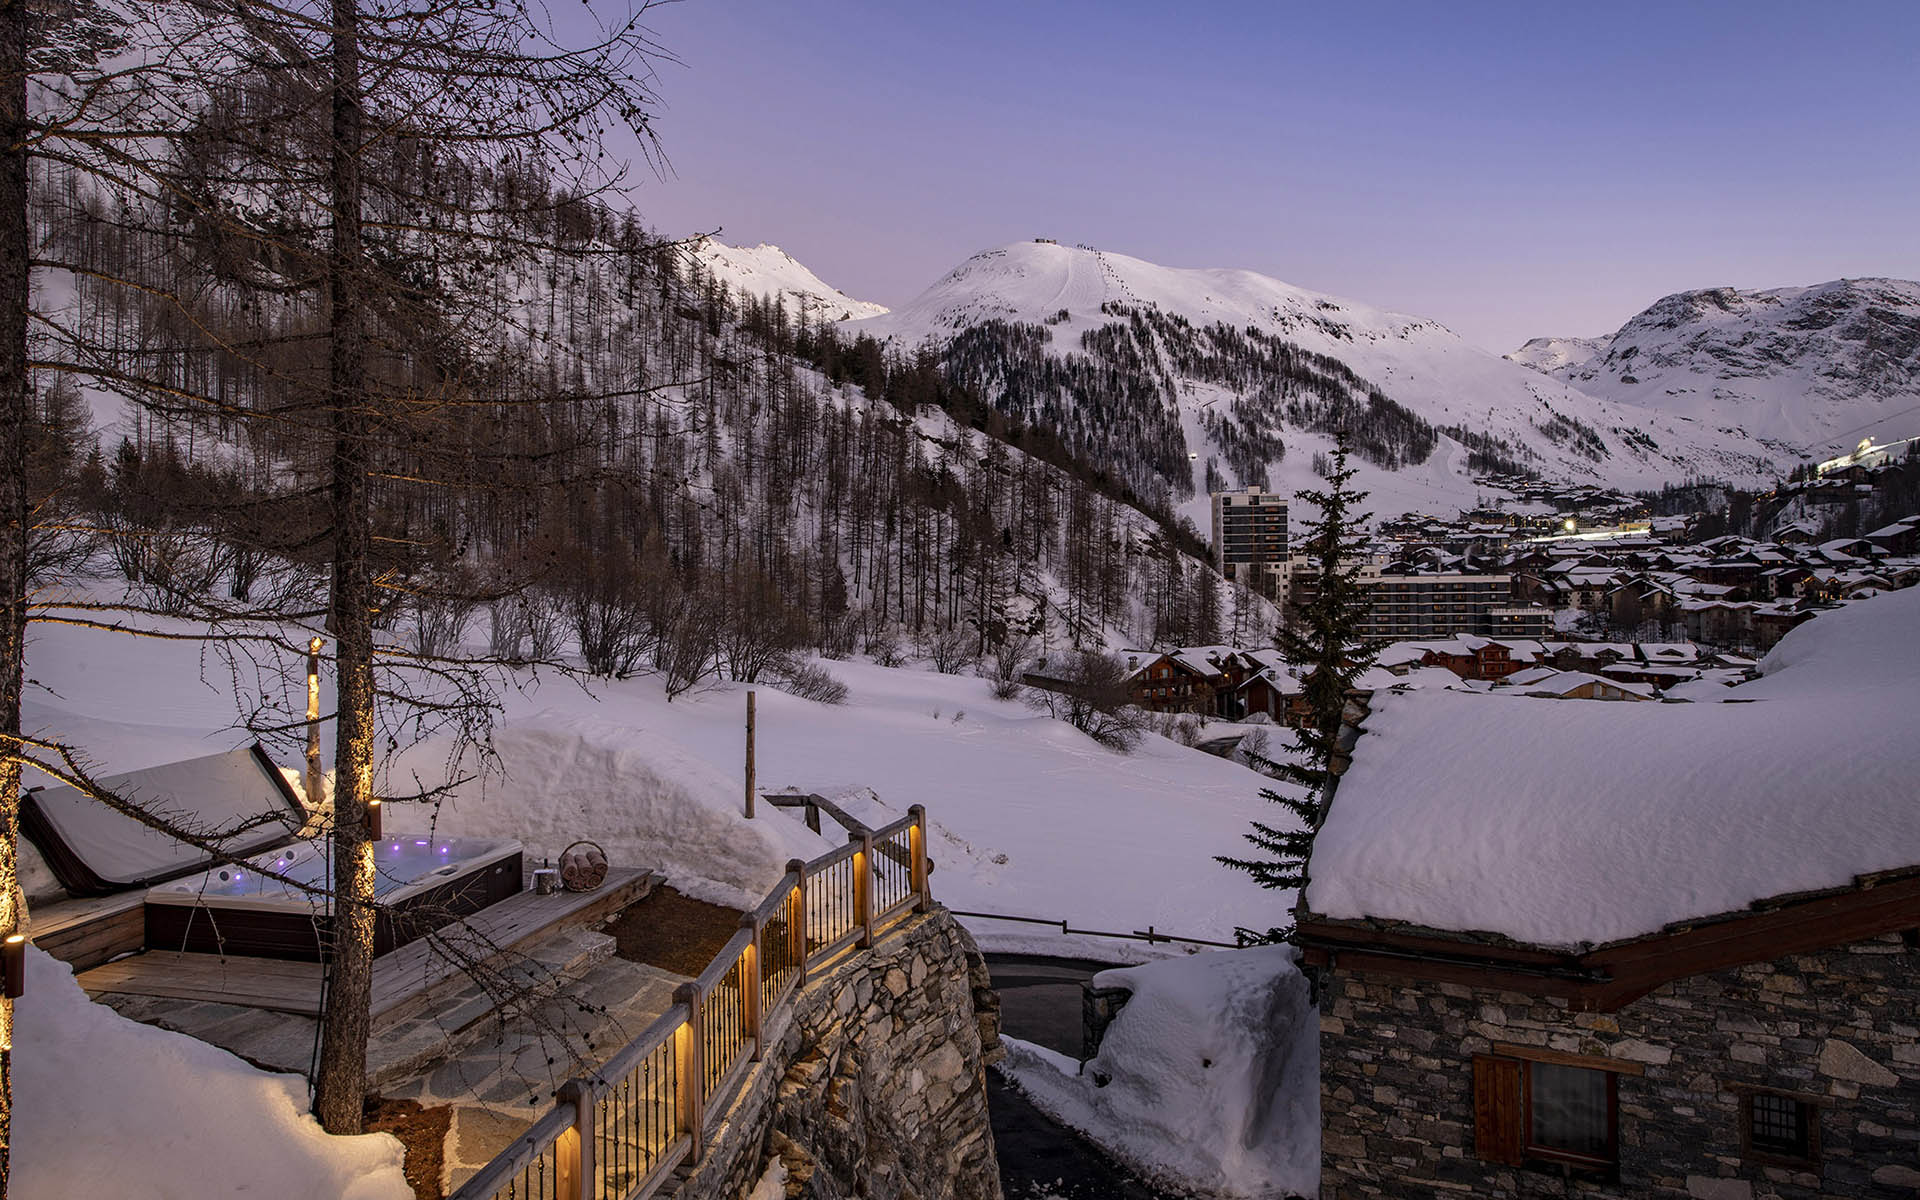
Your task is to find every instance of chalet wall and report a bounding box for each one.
[665,908,1004,1200]
[1319,932,1920,1199]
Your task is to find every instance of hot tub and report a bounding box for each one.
[145,835,524,960]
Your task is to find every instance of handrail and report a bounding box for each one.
[747,869,801,925]
[692,927,754,994]
[804,840,858,871]
[451,1103,575,1200]
[947,907,1238,949]
[450,803,935,1200]
[586,1004,687,1092]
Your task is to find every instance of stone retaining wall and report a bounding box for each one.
[664,907,1004,1200]
[1320,932,1920,1198]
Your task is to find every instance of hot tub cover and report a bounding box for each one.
[22,744,305,896]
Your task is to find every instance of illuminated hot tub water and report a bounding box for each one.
[145,835,525,959]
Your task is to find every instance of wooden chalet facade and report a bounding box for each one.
[1123,648,1259,717]
[1236,669,1310,726]
[1302,872,1920,1198]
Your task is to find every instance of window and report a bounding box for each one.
[1527,1062,1613,1164]
[1740,1088,1819,1166]
[1475,1048,1632,1175]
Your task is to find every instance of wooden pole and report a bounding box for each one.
[909,804,930,912]
[674,982,705,1162]
[741,913,763,1061]
[786,859,808,988]
[744,690,755,819]
[854,831,874,949]
[305,637,325,808]
[554,1079,592,1200]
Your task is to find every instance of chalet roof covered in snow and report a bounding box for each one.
[1304,587,1920,950]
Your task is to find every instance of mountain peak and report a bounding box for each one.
[688,237,888,323]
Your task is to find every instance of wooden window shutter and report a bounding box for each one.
[1473,1054,1525,1166]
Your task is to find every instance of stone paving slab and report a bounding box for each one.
[413,958,687,1194]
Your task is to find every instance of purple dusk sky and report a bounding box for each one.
[603,0,1920,353]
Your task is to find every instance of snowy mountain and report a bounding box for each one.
[688,237,888,323]
[843,241,1782,526]
[1510,278,1920,462]
[1505,335,1606,375]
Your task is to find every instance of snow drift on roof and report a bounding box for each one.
[1304,587,1920,950]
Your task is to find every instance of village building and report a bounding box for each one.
[1301,589,1920,1199]
[1501,666,1653,701]
[1211,486,1291,599]
[1121,645,1262,716]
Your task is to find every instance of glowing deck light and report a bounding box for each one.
[2,932,23,1000]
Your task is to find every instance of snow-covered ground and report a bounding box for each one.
[999,946,1319,1198]
[13,948,411,1200]
[22,616,1296,955]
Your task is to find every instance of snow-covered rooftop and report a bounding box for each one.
[1305,587,1920,950]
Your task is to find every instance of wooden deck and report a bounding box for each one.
[77,868,657,1022]
[29,890,147,972]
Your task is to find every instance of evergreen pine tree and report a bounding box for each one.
[1218,436,1376,942]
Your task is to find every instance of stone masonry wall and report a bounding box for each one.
[1320,932,1920,1199]
[665,906,1004,1200]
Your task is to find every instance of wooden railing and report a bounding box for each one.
[451,804,931,1200]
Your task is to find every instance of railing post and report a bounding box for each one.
[555,1125,582,1200]
[786,859,808,987]
[741,911,764,1061]
[674,982,705,1164]
[909,804,931,912]
[555,1079,594,1200]
[854,830,874,949]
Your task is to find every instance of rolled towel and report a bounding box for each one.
[560,843,608,891]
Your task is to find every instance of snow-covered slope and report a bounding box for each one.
[16,950,410,1199]
[844,241,1781,525]
[24,613,1296,954]
[689,237,888,323]
[1512,278,1920,462]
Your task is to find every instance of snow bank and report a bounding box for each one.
[12,948,411,1200]
[999,946,1318,1198]
[383,713,833,909]
[1307,587,1920,949]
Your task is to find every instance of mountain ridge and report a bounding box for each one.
[1509,277,1920,460]
[836,240,1784,525]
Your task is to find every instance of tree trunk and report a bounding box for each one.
[313,0,377,1136]
[0,0,31,1188]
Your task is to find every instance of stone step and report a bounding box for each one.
[370,930,618,1087]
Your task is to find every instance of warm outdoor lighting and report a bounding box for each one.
[1563,517,1577,532]
[3,932,26,1000]
[366,798,382,839]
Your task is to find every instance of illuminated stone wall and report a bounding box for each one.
[1318,932,1920,1199]
[665,907,1004,1200]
